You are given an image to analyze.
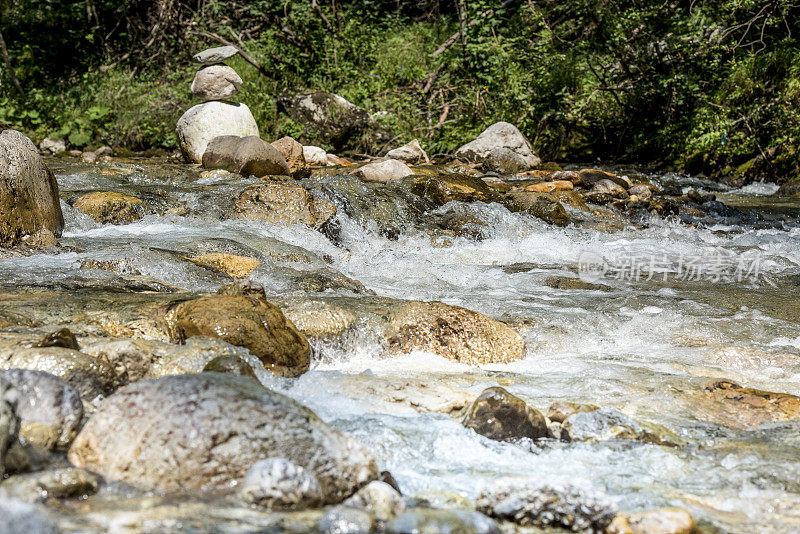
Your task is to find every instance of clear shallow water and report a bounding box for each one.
[4,160,800,533]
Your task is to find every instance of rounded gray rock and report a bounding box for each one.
[191,65,243,101]
[68,373,377,502]
[238,458,323,509]
[0,370,83,451]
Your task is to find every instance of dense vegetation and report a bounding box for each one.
[1,0,798,183]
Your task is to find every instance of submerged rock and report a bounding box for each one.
[546,401,599,423]
[0,370,82,451]
[191,65,242,101]
[387,139,429,164]
[476,479,617,531]
[352,159,414,184]
[193,45,239,65]
[68,374,378,501]
[411,174,494,206]
[73,191,145,224]
[387,508,500,534]
[34,328,80,350]
[176,102,259,163]
[524,180,574,193]
[456,122,540,170]
[276,91,392,153]
[561,408,676,445]
[318,505,374,534]
[616,508,700,534]
[0,467,100,502]
[0,129,64,247]
[281,301,358,339]
[164,294,311,378]
[238,458,323,510]
[201,354,256,378]
[462,387,547,442]
[233,182,336,229]
[202,135,290,177]
[693,379,800,430]
[385,301,525,365]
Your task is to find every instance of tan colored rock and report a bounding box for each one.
[191,65,242,101]
[546,401,599,423]
[73,191,145,224]
[202,135,290,177]
[0,129,64,247]
[352,159,414,183]
[187,253,261,279]
[385,301,525,365]
[462,387,547,442]
[628,508,699,534]
[271,136,306,173]
[692,379,800,430]
[68,373,378,501]
[281,301,358,339]
[164,294,311,377]
[233,182,336,229]
[503,191,570,226]
[524,180,573,193]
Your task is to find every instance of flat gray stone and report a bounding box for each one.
[193,45,239,65]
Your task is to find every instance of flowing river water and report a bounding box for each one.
[2,159,799,533]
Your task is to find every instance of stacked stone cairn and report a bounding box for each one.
[176,46,289,175]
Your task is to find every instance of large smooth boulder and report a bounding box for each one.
[191,65,243,101]
[476,479,617,531]
[353,159,414,184]
[202,135,290,177]
[276,92,392,153]
[68,373,378,501]
[456,122,540,170]
[0,370,82,451]
[462,387,547,442]
[0,129,64,247]
[386,139,429,164]
[176,102,259,163]
[233,182,336,229]
[193,45,239,65]
[164,294,311,378]
[72,191,145,224]
[384,301,525,365]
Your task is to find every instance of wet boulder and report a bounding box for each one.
[35,328,80,350]
[411,174,494,206]
[502,191,570,226]
[456,122,540,170]
[385,301,525,365]
[0,370,82,451]
[462,387,547,442]
[693,379,800,430]
[233,182,336,229]
[0,377,20,477]
[164,294,311,378]
[191,65,242,101]
[202,354,256,379]
[0,467,100,503]
[591,178,628,198]
[202,135,290,177]
[573,168,631,189]
[193,45,239,65]
[238,458,324,510]
[276,91,392,153]
[476,479,618,531]
[386,139,429,164]
[0,347,116,401]
[281,301,358,339]
[561,408,674,445]
[176,102,259,163]
[0,129,65,247]
[271,136,306,174]
[68,373,378,501]
[72,191,145,224]
[352,159,414,184]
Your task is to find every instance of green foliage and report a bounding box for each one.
[0,0,798,180]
